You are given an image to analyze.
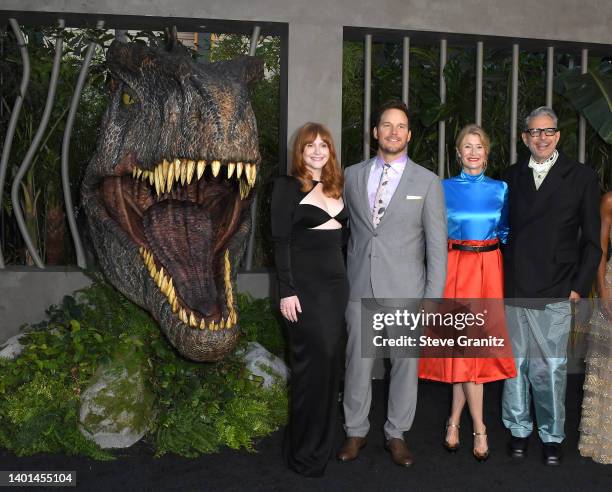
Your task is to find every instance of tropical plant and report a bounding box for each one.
[0,276,287,458]
[341,41,611,187]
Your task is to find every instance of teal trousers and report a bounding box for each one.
[502,302,571,443]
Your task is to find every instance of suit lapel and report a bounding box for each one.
[518,152,573,225]
[357,159,375,230]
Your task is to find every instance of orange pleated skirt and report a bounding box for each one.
[418,239,517,383]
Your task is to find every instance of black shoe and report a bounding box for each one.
[508,436,528,458]
[542,443,562,466]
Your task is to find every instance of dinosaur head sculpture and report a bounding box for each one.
[82,40,263,361]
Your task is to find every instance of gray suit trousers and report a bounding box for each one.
[343,296,419,439]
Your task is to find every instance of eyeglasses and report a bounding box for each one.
[525,128,559,137]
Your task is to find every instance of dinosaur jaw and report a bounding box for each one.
[98,154,257,339]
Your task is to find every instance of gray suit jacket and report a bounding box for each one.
[344,157,447,300]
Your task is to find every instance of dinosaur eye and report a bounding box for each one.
[122,92,136,105]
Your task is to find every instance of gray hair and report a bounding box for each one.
[524,106,558,130]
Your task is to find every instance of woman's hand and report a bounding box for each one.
[280,295,302,323]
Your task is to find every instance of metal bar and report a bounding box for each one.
[578,48,588,164]
[10,20,66,269]
[475,41,483,126]
[248,25,261,56]
[114,29,128,42]
[510,43,519,165]
[244,25,262,272]
[0,20,31,268]
[437,38,447,178]
[363,34,372,161]
[62,20,105,269]
[402,36,410,106]
[546,46,554,108]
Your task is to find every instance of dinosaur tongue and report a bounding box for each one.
[143,200,218,318]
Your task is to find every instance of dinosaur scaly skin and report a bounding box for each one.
[82,41,263,361]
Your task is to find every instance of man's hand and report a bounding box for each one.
[569,290,581,302]
[280,295,302,323]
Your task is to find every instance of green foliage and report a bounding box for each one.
[342,41,611,187]
[0,26,108,264]
[556,60,612,144]
[0,276,287,459]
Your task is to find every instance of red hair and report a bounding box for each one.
[291,122,343,199]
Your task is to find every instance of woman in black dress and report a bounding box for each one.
[271,122,348,476]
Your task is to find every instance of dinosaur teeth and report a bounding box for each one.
[180,159,187,185]
[197,160,206,179]
[211,160,221,177]
[132,159,256,200]
[224,249,237,328]
[173,158,181,180]
[166,160,174,191]
[186,160,196,184]
[139,246,237,331]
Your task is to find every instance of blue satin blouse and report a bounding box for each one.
[444,170,509,243]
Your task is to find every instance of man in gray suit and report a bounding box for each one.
[338,100,447,466]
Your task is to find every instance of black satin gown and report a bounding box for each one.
[271,175,349,477]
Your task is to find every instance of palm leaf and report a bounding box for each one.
[555,62,612,144]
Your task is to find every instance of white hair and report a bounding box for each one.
[524,106,558,129]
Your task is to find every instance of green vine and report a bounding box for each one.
[0,276,287,459]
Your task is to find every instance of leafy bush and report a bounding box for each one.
[0,275,287,459]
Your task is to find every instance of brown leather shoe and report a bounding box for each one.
[337,436,367,462]
[385,438,414,467]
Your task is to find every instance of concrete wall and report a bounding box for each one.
[0,268,275,343]
[2,0,611,166]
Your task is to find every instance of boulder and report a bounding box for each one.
[0,333,26,360]
[79,346,154,448]
[242,341,289,388]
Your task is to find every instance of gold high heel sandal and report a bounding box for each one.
[473,430,490,462]
[443,421,460,452]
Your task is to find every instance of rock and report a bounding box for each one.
[0,333,26,360]
[79,347,154,448]
[242,341,289,388]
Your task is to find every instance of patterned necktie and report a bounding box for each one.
[372,163,391,228]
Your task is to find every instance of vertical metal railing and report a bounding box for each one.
[62,20,105,269]
[475,41,483,126]
[402,37,410,106]
[10,20,66,269]
[546,46,555,108]
[578,48,588,164]
[363,34,372,161]
[0,20,30,269]
[437,39,447,178]
[510,44,520,165]
[244,25,261,272]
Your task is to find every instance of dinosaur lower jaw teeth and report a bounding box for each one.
[138,246,237,331]
[130,158,257,199]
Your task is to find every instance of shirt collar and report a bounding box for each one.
[528,150,559,173]
[374,154,407,173]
